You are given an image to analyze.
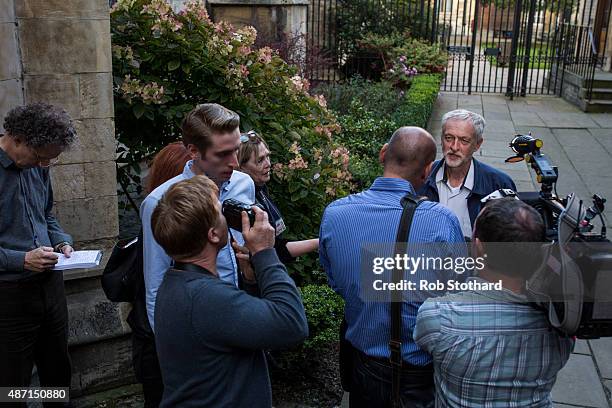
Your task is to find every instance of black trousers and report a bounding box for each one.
[349,350,435,408]
[132,334,163,407]
[0,271,71,407]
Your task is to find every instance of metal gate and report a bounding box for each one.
[306,0,611,97]
[440,0,610,96]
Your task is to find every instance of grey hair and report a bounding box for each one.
[3,103,76,148]
[441,109,485,143]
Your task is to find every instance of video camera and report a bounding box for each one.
[502,134,612,338]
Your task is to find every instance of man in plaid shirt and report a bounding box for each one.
[414,198,574,407]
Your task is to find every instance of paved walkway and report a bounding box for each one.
[428,93,612,408]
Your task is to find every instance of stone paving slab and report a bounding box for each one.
[511,111,547,127]
[590,338,612,380]
[483,110,512,120]
[483,103,512,114]
[481,94,509,105]
[457,94,483,107]
[574,339,591,355]
[482,119,516,134]
[537,112,600,128]
[553,354,610,408]
[588,114,612,128]
[588,129,612,156]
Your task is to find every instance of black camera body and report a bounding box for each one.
[222,199,263,232]
[505,134,612,338]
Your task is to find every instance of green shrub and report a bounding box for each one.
[111,0,354,282]
[300,284,344,352]
[334,0,433,78]
[323,75,441,188]
[316,77,403,118]
[392,74,442,128]
[359,32,448,88]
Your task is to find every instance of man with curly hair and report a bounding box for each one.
[0,103,76,392]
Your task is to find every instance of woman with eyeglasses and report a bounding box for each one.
[238,131,318,263]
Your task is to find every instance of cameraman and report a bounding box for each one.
[414,198,574,407]
[151,175,308,407]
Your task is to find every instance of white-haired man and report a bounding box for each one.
[418,109,516,239]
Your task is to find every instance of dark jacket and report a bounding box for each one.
[154,248,308,408]
[255,184,294,264]
[418,159,516,227]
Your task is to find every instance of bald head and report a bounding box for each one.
[382,127,436,186]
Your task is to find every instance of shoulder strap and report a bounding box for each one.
[390,193,426,408]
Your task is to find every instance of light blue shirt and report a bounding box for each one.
[319,177,466,365]
[414,277,574,407]
[140,161,255,331]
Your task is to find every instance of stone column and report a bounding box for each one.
[1,0,129,398]
[0,1,24,123]
[15,0,118,254]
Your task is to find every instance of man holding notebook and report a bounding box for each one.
[0,103,76,392]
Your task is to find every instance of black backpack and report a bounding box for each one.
[102,229,154,338]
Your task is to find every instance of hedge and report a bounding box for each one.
[392,74,442,128]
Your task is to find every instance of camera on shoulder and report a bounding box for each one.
[482,133,612,339]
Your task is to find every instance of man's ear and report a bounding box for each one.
[472,237,485,258]
[379,143,389,165]
[186,144,201,161]
[207,227,221,245]
[422,161,433,181]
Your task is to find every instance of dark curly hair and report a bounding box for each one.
[3,103,77,148]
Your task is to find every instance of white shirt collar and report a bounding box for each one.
[436,159,475,191]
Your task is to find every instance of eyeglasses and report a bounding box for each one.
[31,148,60,167]
[240,130,261,144]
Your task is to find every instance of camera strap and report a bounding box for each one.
[390,193,426,408]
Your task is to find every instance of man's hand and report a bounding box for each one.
[60,244,73,258]
[24,247,59,272]
[241,206,275,256]
[232,240,256,283]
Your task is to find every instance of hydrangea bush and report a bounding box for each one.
[111,0,353,281]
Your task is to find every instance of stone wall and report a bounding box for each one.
[1,0,118,252]
[208,0,309,44]
[0,0,129,398]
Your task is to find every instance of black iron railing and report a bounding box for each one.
[560,24,598,100]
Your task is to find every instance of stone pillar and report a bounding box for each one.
[605,18,612,71]
[0,1,24,124]
[208,0,309,43]
[1,0,130,398]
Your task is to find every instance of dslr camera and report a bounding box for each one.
[484,134,612,338]
[222,199,264,231]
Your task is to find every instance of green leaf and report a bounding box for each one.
[132,104,145,119]
[168,60,181,71]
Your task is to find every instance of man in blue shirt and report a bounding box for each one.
[140,103,255,332]
[320,127,465,408]
[0,103,76,391]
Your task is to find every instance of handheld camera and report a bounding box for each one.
[222,199,263,232]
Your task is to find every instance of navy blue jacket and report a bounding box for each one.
[418,159,516,228]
